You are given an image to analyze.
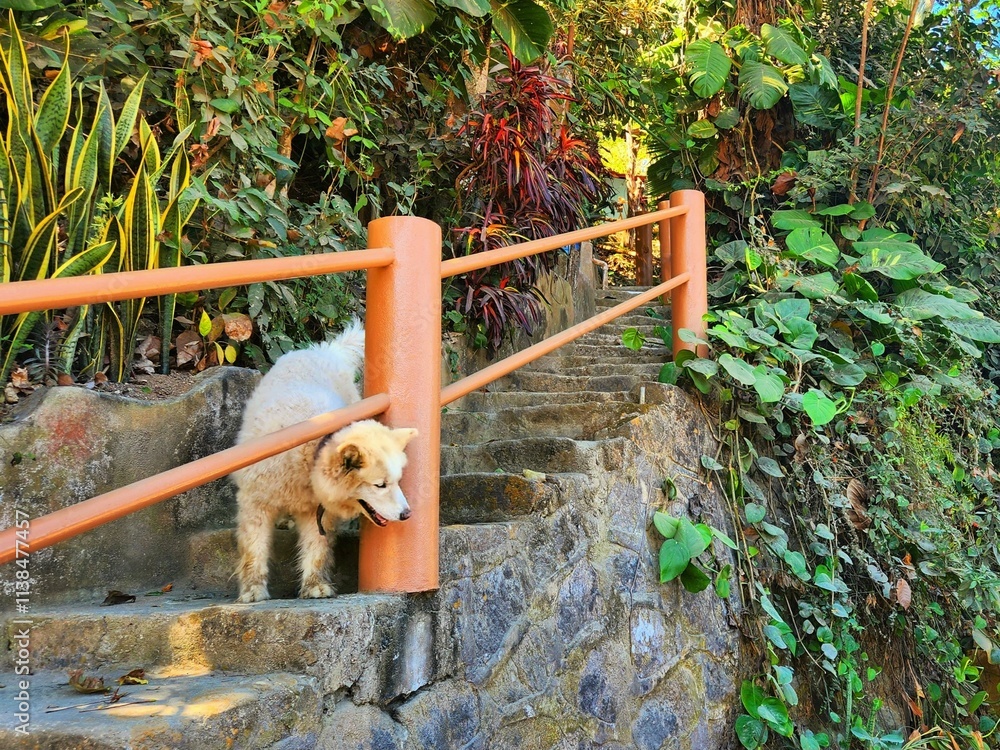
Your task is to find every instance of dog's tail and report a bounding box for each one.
[324,317,365,370]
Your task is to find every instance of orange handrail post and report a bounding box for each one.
[670,190,708,358]
[359,217,442,593]
[657,199,672,305]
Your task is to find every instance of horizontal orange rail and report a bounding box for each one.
[441,274,689,405]
[0,247,394,316]
[441,205,687,278]
[0,394,389,565]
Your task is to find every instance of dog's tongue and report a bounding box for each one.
[372,511,388,526]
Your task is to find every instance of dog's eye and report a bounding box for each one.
[374,481,387,489]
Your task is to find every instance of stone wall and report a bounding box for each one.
[322,391,743,749]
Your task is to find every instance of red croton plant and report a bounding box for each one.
[451,44,610,352]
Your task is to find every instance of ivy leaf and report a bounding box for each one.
[802,390,837,425]
[821,362,867,387]
[745,502,766,524]
[736,716,768,749]
[753,367,785,403]
[739,60,788,109]
[702,454,725,471]
[653,511,679,539]
[757,698,794,736]
[686,40,732,97]
[757,457,784,477]
[719,353,757,385]
[659,539,690,583]
[685,358,719,376]
[676,518,710,557]
[783,550,810,580]
[658,362,680,384]
[782,318,818,350]
[741,681,767,718]
[761,23,809,65]
[680,563,712,593]
[622,328,646,350]
[850,201,876,220]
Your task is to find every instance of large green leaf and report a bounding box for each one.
[944,317,1000,343]
[857,246,944,280]
[788,83,841,129]
[491,0,552,63]
[894,289,981,321]
[738,61,787,110]
[784,227,839,267]
[771,209,820,230]
[438,0,489,15]
[659,539,690,583]
[686,40,731,98]
[761,23,808,66]
[365,0,436,38]
[114,76,146,158]
[0,0,61,10]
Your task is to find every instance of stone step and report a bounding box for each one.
[0,669,319,750]
[455,389,629,411]
[3,595,422,686]
[441,401,642,442]
[493,370,651,394]
[591,313,670,327]
[560,343,670,358]
[523,353,667,372]
[441,437,608,475]
[549,362,664,379]
[440,472,588,524]
[186,527,360,599]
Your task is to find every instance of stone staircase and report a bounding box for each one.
[1,287,741,749]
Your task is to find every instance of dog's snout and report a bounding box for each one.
[399,508,412,521]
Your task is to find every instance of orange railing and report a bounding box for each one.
[0,189,706,593]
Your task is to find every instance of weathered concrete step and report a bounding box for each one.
[591,313,669,327]
[456,390,629,411]
[586,323,671,336]
[523,354,667,372]
[3,594,421,685]
[187,526,360,598]
[441,401,642,442]
[442,437,608,475]
[0,669,319,750]
[493,371,650,394]
[440,472,588,524]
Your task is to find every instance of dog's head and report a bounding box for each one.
[312,420,417,527]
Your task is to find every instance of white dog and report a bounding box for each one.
[232,320,416,603]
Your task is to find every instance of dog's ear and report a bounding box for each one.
[393,428,418,449]
[336,442,366,472]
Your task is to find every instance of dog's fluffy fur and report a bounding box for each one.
[232,320,416,603]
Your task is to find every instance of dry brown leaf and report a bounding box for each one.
[175,330,203,369]
[908,729,923,742]
[952,122,966,144]
[11,367,31,390]
[896,578,912,609]
[94,371,108,385]
[136,336,161,362]
[972,730,986,750]
[902,690,923,720]
[223,313,253,342]
[68,670,109,694]
[161,582,173,593]
[56,374,75,386]
[4,383,19,404]
[846,479,872,530]
[117,669,148,686]
[101,590,136,606]
[771,171,797,196]
[794,433,808,459]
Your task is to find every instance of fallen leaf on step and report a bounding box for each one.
[68,670,109,694]
[522,469,546,481]
[117,669,148,685]
[101,590,136,606]
[161,582,173,593]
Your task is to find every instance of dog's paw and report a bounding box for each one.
[300,582,335,599]
[236,585,270,604]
